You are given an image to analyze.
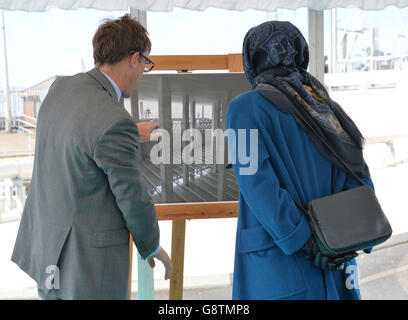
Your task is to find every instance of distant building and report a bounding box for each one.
[18,76,62,130]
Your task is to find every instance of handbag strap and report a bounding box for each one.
[257,86,367,215]
[258,85,366,187]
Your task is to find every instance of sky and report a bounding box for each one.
[1,6,408,89]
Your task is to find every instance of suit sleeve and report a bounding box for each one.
[93,118,160,259]
[226,100,312,255]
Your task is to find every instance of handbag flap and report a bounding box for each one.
[307,185,392,253]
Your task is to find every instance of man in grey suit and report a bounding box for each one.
[11,14,171,300]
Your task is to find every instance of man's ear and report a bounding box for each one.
[130,52,140,67]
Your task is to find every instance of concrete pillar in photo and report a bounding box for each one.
[212,100,221,173]
[130,89,140,123]
[157,76,173,203]
[139,101,144,120]
[308,9,325,83]
[216,94,231,201]
[182,95,190,186]
[189,100,196,181]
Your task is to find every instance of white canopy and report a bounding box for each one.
[1,0,408,12]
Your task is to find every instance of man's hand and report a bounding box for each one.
[136,121,160,142]
[147,247,172,280]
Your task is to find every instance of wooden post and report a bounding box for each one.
[169,219,186,300]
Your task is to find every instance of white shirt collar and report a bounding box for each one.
[101,71,121,101]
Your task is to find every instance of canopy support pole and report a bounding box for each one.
[130,8,147,28]
[308,9,325,83]
[330,8,337,73]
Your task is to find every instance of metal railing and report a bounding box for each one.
[337,54,408,72]
[15,113,36,135]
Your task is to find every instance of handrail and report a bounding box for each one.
[15,119,36,128]
[16,113,37,123]
[129,201,239,300]
[337,53,408,63]
[155,201,238,220]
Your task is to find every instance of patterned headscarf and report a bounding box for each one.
[243,21,369,178]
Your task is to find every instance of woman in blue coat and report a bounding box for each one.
[226,21,374,300]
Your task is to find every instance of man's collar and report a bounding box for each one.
[100,71,121,102]
[87,68,120,102]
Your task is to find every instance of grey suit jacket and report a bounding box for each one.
[11,68,160,299]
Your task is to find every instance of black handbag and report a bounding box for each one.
[258,85,393,257]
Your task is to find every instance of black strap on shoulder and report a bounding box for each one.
[256,85,365,187]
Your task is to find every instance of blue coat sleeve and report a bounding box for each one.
[226,97,312,255]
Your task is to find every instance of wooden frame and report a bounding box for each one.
[149,54,243,72]
[128,201,239,300]
[127,53,241,300]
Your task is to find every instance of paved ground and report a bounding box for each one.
[1,232,408,300]
[137,233,408,300]
[357,234,408,300]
